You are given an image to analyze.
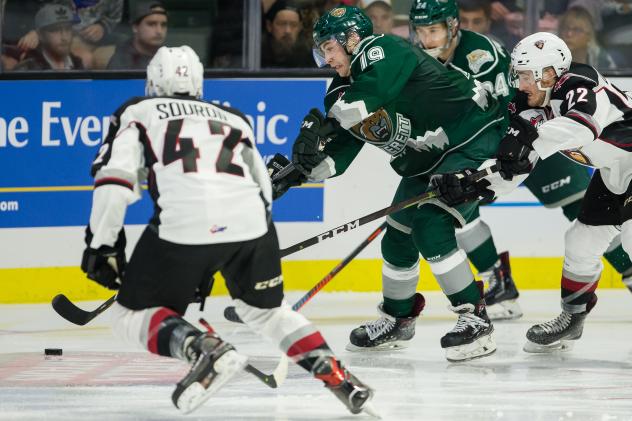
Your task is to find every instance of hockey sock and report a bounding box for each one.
[467,237,500,274]
[561,200,582,221]
[447,280,481,307]
[383,295,415,317]
[603,242,632,275]
[146,308,200,360]
[456,218,499,273]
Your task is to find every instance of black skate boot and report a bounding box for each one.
[483,251,522,321]
[346,293,425,351]
[441,282,496,362]
[312,356,377,416]
[172,331,248,414]
[524,311,587,353]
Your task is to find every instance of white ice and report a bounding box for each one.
[1,290,632,421]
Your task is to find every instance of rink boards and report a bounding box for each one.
[1,77,632,303]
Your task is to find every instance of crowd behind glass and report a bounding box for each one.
[1,0,631,73]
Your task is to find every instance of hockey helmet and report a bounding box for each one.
[312,6,373,67]
[510,32,572,105]
[146,46,204,98]
[409,0,459,58]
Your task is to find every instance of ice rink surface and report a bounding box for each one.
[1,290,632,421]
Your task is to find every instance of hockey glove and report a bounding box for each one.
[81,227,126,290]
[267,153,306,200]
[292,108,337,175]
[430,169,494,207]
[496,116,539,180]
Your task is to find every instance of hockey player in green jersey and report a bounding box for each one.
[408,0,632,320]
[290,5,506,361]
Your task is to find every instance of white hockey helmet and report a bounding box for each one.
[510,32,571,105]
[146,46,204,98]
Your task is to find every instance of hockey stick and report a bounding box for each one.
[278,164,497,257]
[52,293,117,326]
[223,221,389,324]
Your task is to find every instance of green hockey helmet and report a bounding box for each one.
[409,0,458,27]
[409,0,459,58]
[312,6,373,67]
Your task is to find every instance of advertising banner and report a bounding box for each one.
[0,78,328,228]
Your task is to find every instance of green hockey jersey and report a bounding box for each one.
[323,34,505,178]
[447,30,514,111]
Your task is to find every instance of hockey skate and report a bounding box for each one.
[346,293,425,351]
[483,251,523,321]
[172,332,248,414]
[441,283,496,362]
[313,356,378,417]
[523,311,587,353]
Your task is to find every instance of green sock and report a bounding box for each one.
[466,237,499,273]
[604,243,632,274]
[447,281,481,307]
[383,296,414,317]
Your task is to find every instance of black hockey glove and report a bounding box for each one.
[267,153,306,200]
[81,227,126,290]
[430,169,494,207]
[496,116,539,180]
[292,108,337,175]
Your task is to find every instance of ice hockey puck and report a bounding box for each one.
[44,348,63,356]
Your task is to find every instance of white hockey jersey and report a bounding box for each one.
[513,63,632,194]
[88,96,272,248]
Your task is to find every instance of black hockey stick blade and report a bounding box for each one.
[245,355,289,388]
[52,293,117,326]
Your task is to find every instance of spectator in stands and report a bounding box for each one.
[262,0,313,68]
[70,0,123,69]
[107,2,167,70]
[363,0,394,35]
[458,0,493,34]
[558,6,617,70]
[13,4,83,70]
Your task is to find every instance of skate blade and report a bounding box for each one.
[445,333,497,362]
[362,402,381,419]
[487,300,523,321]
[176,351,248,414]
[345,341,410,352]
[523,339,575,354]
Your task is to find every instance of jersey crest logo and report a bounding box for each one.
[351,107,393,144]
[330,7,346,17]
[529,114,544,128]
[507,102,517,114]
[466,49,493,74]
[534,40,545,50]
[561,149,593,166]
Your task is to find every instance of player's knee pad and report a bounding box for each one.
[381,222,419,267]
[455,217,492,253]
[233,299,328,360]
[564,220,618,275]
[382,260,419,300]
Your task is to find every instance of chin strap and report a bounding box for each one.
[537,80,553,107]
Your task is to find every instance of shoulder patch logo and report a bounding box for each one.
[534,40,545,50]
[561,149,593,166]
[330,7,346,17]
[466,49,493,73]
[350,108,393,144]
